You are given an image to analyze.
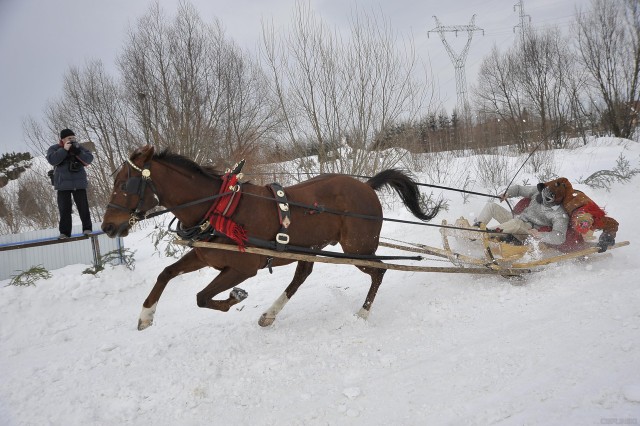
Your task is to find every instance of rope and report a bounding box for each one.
[244,171,501,200]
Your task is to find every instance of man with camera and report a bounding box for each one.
[46,128,94,239]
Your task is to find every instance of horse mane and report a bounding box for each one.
[152,148,223,178]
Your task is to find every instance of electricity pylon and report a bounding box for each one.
[428,15,484,120]
[513,0,531,45]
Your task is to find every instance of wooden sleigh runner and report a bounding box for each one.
[378,217,630,273]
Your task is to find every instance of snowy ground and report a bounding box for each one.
[1,138,640,425]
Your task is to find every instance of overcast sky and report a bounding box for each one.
[0,0,581,157]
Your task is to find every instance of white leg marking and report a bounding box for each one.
[259,292,289,327]
[138,302,158,330]
[356,307,370,320]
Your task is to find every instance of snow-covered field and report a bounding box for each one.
[1,138,639,425]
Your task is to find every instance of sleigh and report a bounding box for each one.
[412,196,629,272]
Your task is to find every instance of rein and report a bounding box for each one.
[245,172,502,200]
[239,191,498,234]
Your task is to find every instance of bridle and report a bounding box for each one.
[106,158,160,226]
[105,158,237,228]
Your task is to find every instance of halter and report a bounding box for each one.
[106,158,159,226]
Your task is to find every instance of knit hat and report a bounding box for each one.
[572,211,594,234]
[60,128,75,139]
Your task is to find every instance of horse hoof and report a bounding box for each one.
[258,314,275,327]
[356,308,370,320]
[137,319,153,331]
[231,287,248,302]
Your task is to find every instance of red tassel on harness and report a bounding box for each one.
[214,214,248,251]
[204,173,247,251]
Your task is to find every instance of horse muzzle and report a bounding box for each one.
[101,221,131,238]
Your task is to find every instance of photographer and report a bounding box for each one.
[46,128,94,239]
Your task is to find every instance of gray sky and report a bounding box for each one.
[0,0,581,157]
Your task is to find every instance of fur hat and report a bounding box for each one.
[537,179,571,206]
[60,128,75,139]
[541,177,592,213]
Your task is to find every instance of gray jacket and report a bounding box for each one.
[46,143,93,191]
[506,184,569,245]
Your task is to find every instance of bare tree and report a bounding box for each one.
[473,25,581,150]
[17,176,58,229]
[118,2,278,164]
[25,60,136,216]
[473,45,529,150]
[19,1,281,226]
[517,27,574,147]
[261,2,433,175]
[575,0,640,138]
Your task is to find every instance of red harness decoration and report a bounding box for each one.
[204,172,247,251]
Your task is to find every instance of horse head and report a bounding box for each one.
[101,145,159,237]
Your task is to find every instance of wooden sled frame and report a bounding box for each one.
[433,217,630,270]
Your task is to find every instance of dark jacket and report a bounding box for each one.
[46,142,93,191]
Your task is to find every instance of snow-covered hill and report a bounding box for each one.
[1,137,639,425]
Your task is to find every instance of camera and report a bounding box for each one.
[68,157,82,173]
[69,140,80,149]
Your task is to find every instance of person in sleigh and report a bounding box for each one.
[474,183,569,246]
[538,177,619,252]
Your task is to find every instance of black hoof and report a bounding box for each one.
[231,287,248,302]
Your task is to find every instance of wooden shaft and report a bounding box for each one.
[173,239,529,276]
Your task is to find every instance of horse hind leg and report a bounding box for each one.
[138,249,206,331]
[356,263,386,320]
[259,261,314,327]
[196,267,256,312]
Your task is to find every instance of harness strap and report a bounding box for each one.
[268,183,291,251]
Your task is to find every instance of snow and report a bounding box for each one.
[1,137,640,425]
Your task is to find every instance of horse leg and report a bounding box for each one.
[196,267,257,312]
[259,261,314,327]
[138,249,206,330]
[355,263,386,320]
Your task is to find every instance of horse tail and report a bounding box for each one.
[366,169,440,221]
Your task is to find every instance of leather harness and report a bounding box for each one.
[268,183,291,251]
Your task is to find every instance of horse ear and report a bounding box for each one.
[139,144,155,161]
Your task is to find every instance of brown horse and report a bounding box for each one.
[101,145,439,330]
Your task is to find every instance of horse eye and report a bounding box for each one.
[120,183,127,191]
